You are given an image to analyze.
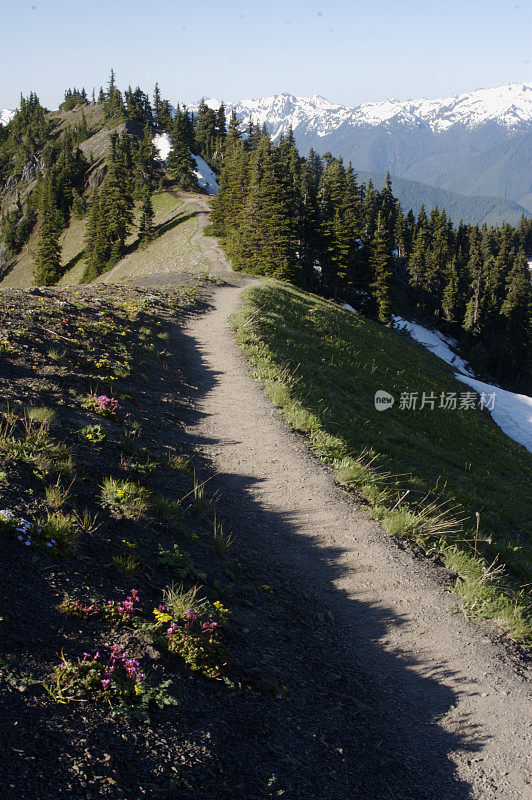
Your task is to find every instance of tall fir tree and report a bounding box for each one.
[370,211,393,324]
[138,190,156,246]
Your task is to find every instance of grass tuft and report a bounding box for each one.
[231,281,532,643]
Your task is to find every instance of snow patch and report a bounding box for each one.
[152,133,218,194]
[392,316,473,376]
[191,154,219,195]
[0,108,15,126]
[388,315,532,452]
[453,374,532,453]
[152,132,172,163]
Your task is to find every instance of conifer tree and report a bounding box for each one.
[230,136,294,278]
[464,229,483,333]
[153,83,162,128]
[500,249,531,380]
[370,211,393,324]
[138,190,156,246]
[33,177,63,285]
[441,256,460,322]
[104,69,125,122]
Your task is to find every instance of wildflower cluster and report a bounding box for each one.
[83,393,130,422]
[154,603,228,679]
[45,646,145,705]
[60,589,140,626]
[0,509,57,549]
[0,340,14,357]
[99,477,150,519]
[103,589,139,624]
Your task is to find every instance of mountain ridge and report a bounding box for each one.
[191,83,531,222]
[196,82,532,136]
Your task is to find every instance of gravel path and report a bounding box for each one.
[168,196,531,798]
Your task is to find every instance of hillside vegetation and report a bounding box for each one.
[232,281,532,642]
[1,282,342,798]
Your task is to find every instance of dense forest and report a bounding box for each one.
[0,72,530,390]
[209,117,532,391]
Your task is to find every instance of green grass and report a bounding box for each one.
[1,190,190,289]
[99,477,150,519]
[95,201,209,285]
[232,281,532,643]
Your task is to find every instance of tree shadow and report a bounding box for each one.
[0,293,489,800]
[59,250,84,278]
[156,209,198,239]
[137,320,487,800]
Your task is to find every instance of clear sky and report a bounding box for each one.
[1,0,531,110]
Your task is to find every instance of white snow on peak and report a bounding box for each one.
[402,82,532,132]
[391,315,532,452]
[0,108,15,126]
[197,98,223,111]
[221,83,532,140]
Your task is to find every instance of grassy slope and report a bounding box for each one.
[1,190,190,289]
[0,283,285,796]
[95,199,207,285]
[232,281,531,642]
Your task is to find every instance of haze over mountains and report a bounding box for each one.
[202,83,532,225]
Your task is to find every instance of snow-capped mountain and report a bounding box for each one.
[0,108,15,126]
[195,84,531,217]
[211,83,532,138]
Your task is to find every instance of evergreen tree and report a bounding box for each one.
[104,69,125,122]
[370,211,393,324]
[441,256,460,322]
[34,183,62,285]
[153,83,162,128]
[230,136,294,278]
[500,249,531,381]
[138,190,156,246]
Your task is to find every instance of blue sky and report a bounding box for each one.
[1,1,530,109]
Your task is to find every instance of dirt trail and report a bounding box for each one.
[173,197,530,798]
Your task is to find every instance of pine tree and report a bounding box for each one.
[34,182,62,285]
[153,83,162,128]
[441,256,460,322]
[230,136,295,278]
[370,211,392,324]
[464,229,483,333]
[167,107,198,191]
[104,69,125,122]
[138,190,156,246]
[500,249,531,380]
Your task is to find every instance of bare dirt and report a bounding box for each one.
[170,195,532,800]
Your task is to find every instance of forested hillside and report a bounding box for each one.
[210,124,532,392]
[1,73,531,391]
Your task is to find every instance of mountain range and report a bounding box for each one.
[2,83,531,225]
[200,83,532,225]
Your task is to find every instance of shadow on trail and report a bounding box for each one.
[156,210,198,238]
[159,318,486,800]
[0,293,486,800]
